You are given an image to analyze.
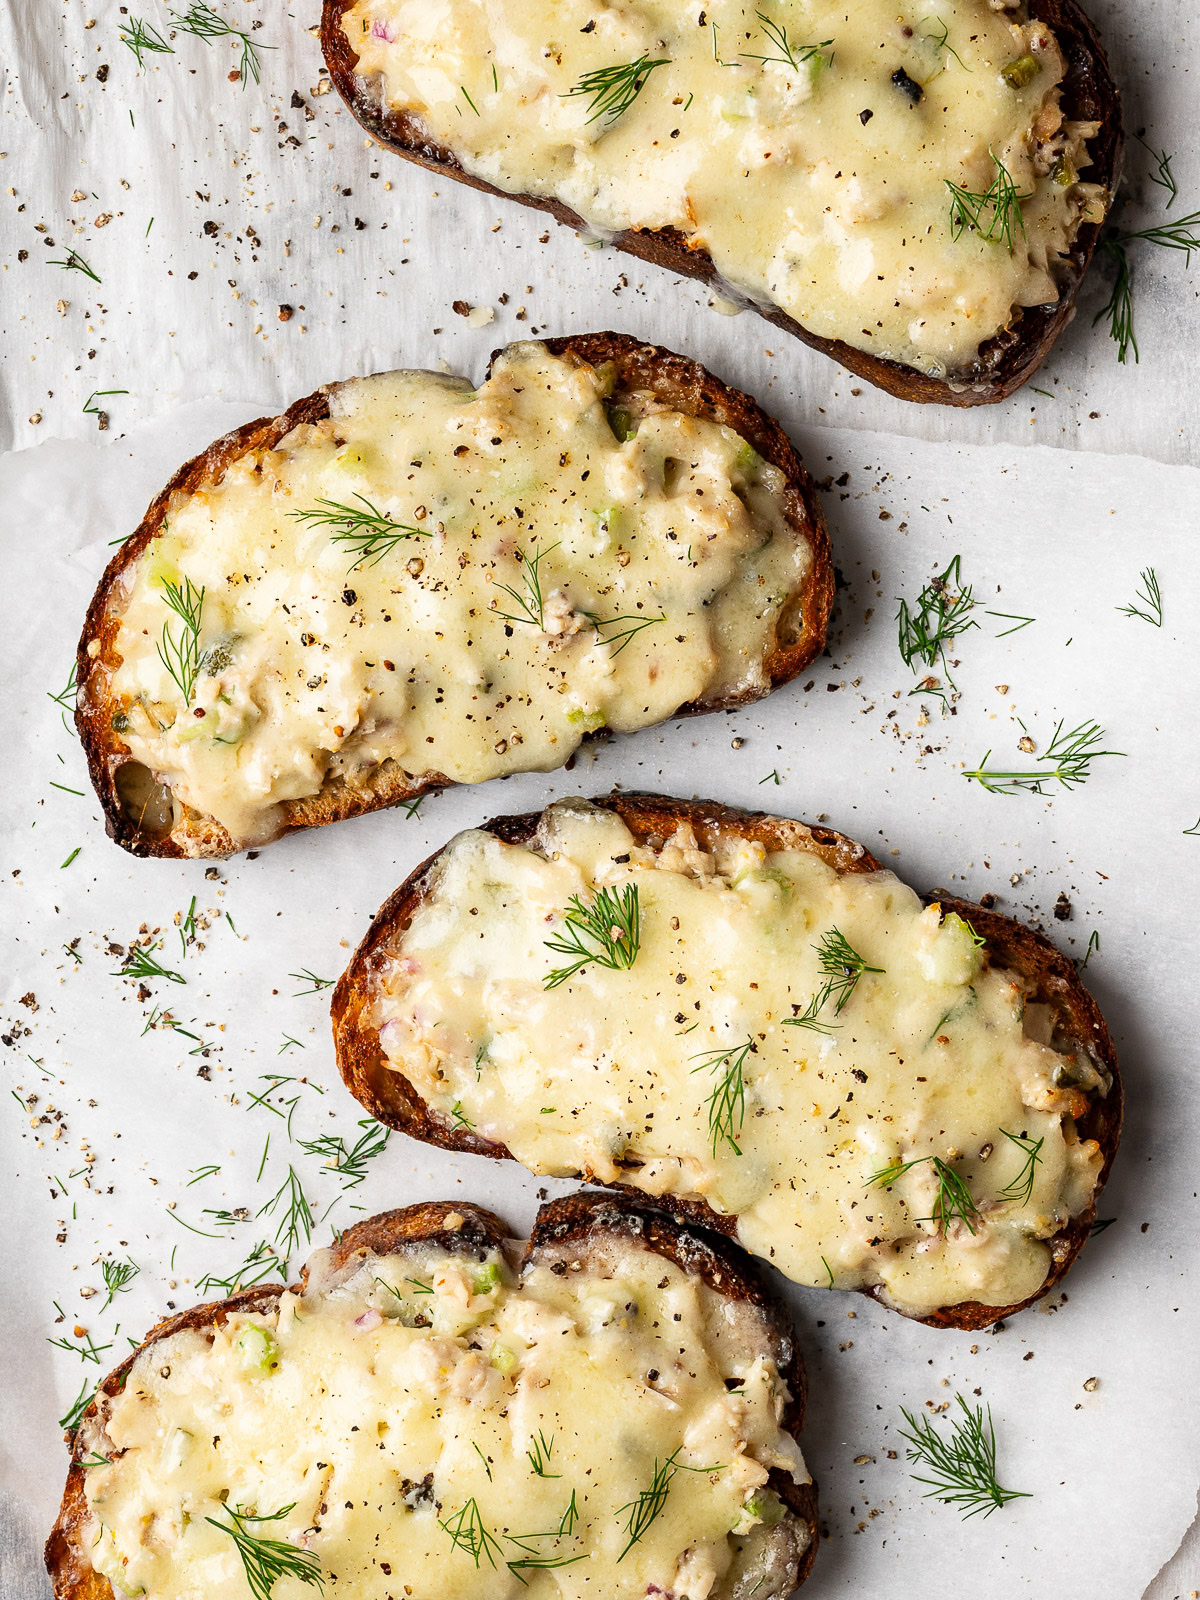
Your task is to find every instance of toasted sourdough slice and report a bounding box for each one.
[46,1194,818,1600]
[321,0,1121,406]
[77,334,832,859]
[334,794,1122,1330]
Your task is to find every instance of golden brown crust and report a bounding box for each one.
[332,791,1122,1331]
[320,0,1122,406]
[76,334,833,859]
[45,1197,818,1599]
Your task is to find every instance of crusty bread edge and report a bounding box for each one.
[320,0,1122,407]
[45,1195,818,1599]
[331,791,1123,1332]
[76,333,833,859]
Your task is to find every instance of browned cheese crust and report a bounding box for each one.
[45,1195,818,1599]
[320,1,1122,406]
[332,792,1122,1331]
[76,334,834,859]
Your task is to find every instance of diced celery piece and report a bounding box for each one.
[236,1324,280,1373]
[472,1261,501,1294]
[489,1341,517,1374]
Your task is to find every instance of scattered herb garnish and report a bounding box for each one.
[169,4,273,87]
[101,1257,140,1308]
[156,576,206,705]
[299,1120,390,1190]
[459,85,480,116]
[1077,929,1101,970]
[83,388,129,416]
[59,1378,98,1432]
[996,1130,1044,1206]
[946,152,1032,254]
[919,17,968,71]
[527,1430,560,1478]
[1116,566,1163,626]
[562,55,670,127]
[616,1451,724,1560]
[290,496,429,571]
[196,1239,279,1296]
[440,1498,504,1568]
[49,1322,113,1365]
[741,14,832,72]
[278,1034,304,1055]
[867,1154,982,1235]
[119,14,173,65]
[449,1100,475,1131]
[785,928,884,1033]
[821,1256,835,1288]
[48,250,101,283]
[114,943,186,985]
[1090,1216,1117,1236]
[898,1394,1030,1519]
[986,610,1035,637]
[206,1504,325,1599]
[290,968,334,997]
[472,1441,493,1479]
[896,555,977,697]
[48,663,78,732]
[492,542,560,630]
[689,1037,753,1156]
[543,883,641,988]
[758,769,782,786]
[257,1165,315,1268]
[963,719,1124,796]
[585,609,668,656]
[60,847,82,870]
[1095,157,1199,363]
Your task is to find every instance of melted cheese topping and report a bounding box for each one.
[80,1231,808,1600]
[368,802,1111,1316]
[339,0,1107,379]
[103,343,806,848]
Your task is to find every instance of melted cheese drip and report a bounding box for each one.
[370,802,1110,1316]
[340,0,1107,379]
[106,343,806,847]
[81,1234,807,1600]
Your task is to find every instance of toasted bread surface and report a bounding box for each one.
[47,1195,817,1599]
[333,793,1122,1331]
[77,334,832,859]
[321,1,1121,406]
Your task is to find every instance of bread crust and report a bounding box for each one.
[332,792,1122,1331]
[320,0,1122,406]
[45,1195,818,1599]
[76,334,833,859]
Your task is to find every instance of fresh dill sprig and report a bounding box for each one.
[206,1504,325,1599]
[101,1257,140,1308]
[996,1130,1044,1206]
[114,943,186,985]
[896,555,978,697]
[962,719,1124,796]
[290,495,429,571]
[257,1165,315,1268]
[449,1100,475,1131]
[59,1378,98,1432]
[169,4,273,88]
[898,1394,1031,1519]
[586,610,668,657]
[946,152,1032,254]
[1077,929,1101,970]
[1116,566,1163,626]
[689,1037,753,1156]
[48,663,78,733]
[492,542,560,630]
[1137,136,1178,207]
[562,55,670,126]
[156,575,205,704]
[1096,198,1199,363]
[919,17,968,71]
[48,1323,113,1365]
[48,250,101,283]
[119,14,174,65]
[986,609,1035,637]
[440,1498,504,1567]
[785,928,884,1033]
[741,13,832,72]
[196,1239,279,1296]
[299,1120,390,1190]
[526,1430,561,1478]
[290,968,334,996]
[867,1154,982,1235]
[543,883,641,988]
[84,388,129,417]
[616,1451,724,1561]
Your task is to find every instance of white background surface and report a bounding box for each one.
[2,3,1200,1599]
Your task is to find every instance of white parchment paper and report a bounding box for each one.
[3,3,1200,1598]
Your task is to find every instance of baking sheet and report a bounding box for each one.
[3,2,1200,1598]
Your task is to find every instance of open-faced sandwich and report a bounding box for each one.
[334,795,1122,1328]
[76,335,831,857]
[46,1195,817,1599]
[322,1,1121,404]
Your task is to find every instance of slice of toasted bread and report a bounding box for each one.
[320,1,1121,406]
[77,333,832,859]
[46,1194,818,1600]
[333,793,1122,1331]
